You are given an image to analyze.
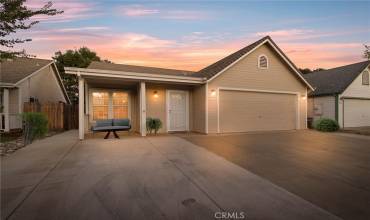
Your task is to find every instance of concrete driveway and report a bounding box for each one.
[182,130,370,220]
[0,131,338,220]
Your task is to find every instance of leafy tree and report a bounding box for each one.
[364,44,370,60]
[53,47,111,103]
[0,0,62,59]
[299,68,312,74]
[299,68,326,74]
[312,68,325,72]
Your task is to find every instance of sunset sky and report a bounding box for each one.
[17,0,370,71]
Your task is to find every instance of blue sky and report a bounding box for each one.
[21,0,370,70]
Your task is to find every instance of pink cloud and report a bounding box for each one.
[117,5,208,20]
[17,26,367,71]
[256,28,370,42]
[119,5,159,16]
[26,0,101,23]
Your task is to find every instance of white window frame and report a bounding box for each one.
[89,89,131,123]
[258,54,269,69]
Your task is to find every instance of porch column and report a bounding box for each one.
[3,89,9,132]
[78,76,85,140]
[139,81,146,136]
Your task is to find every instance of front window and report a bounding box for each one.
[112,92,128,119]
[92,91,129,120]
[92,92,109,120]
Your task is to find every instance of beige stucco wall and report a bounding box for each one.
[207,43,308,133]
[307,96,336,122]
[17,65,66,110]
[145,84,193,133]
[191,84,206,133]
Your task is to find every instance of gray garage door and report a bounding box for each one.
[219,90,297,133]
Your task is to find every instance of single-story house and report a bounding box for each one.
[0,58,70,132]
[65,36,314,140]
[304,60,370,128]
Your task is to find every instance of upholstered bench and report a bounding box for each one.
[91,119,131,139]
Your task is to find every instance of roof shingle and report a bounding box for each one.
[303,60,370,96]
[87,61,198,77]
[1,58,52,84]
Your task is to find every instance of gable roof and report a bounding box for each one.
[197,36,269,79]
[196,36,313,89]
[303,60,370,96]
[0,57,71,104]
[88,61,199,77]
[69,36,313,90]
[1,58,52,84]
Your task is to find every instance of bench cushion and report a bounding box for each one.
[96,119,113,127]
[92,125,131,132]
[113,119,130,126]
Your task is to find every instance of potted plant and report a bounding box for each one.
[146,117,162,135]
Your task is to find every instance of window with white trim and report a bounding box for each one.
[92,92,109,120]
[362,70,369,85]
[258,55,268,69]
[92,91,129,120]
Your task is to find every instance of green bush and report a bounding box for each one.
[313,118,339,132]
[146,117,163,134]
[22,112,48,144]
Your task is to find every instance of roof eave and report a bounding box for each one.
[65,67,206,84]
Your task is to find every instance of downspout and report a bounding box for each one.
[335,94,339,123]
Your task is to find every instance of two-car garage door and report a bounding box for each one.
[219,90,297,133]
[343,98,370,127]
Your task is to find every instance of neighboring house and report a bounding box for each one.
[304,60,370,128]
[65,36,313,140]
[0,58,70,132]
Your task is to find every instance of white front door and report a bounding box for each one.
[167,90,188,131]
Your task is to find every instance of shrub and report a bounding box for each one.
[313,118,339,132]
[22,112,48,144]
[146,117,162,134]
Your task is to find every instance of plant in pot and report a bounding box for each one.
[146,117,162,135]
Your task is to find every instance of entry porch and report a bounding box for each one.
[74,73,206,140]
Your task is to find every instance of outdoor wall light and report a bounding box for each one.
[301,94,307,100]
[153,91,158,98]
[210,89,216,96]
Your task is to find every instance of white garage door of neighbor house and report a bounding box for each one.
[219,90,297,133]
[343,99,370,127]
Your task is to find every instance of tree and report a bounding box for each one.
[299,68,312,74]
[0,0,62,59]
[299,68,326,74]
[53,47,111,103]
[364,44,370,60]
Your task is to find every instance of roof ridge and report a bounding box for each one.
[307,60,370,75]
[89,61,195,73]
[196,36,270,77]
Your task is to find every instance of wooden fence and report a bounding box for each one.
[23,102,78,130]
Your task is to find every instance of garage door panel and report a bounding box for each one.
[343,99,370,127]
[220,91,296,132]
